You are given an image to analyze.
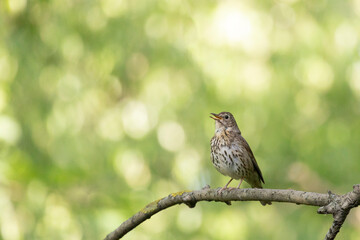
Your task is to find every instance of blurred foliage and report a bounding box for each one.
[1,0,360,239]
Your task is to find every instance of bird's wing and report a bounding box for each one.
[238,135,265,184]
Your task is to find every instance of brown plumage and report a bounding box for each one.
[210,112,271,206]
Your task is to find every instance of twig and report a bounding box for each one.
[104,184,360,240]
[317,185,360,240]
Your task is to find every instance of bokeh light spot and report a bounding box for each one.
[122,100,150,139]
[0,189,21,240]
[213,3,252,45]
[57,73,82,101]
[334,23,358,53]
[48,101,85,136]
[173,148,201,187]
[61,34,84,62]
[295,56,334,92]
[97,108,124,141]
[27,180,47,208]
[176,207,202,233]
[145,14,168,39]
[352,0,360,17]
[142,69,171,107]
[287,162,325,191]
[86,7,107,31]
[0,50,18,82]
[157,121,185,152]
[202,2,271,55]
[114,150,151,189]
[205,210,247,239]
[39,194,82,239]
[0,115,21,144]
[39,65,61,96]
[96,209,124,237]
[271,4,296,29]
[273,29,293,52]
[0,199,20,240]
[44,198,71,231]
[141,207,169,234]
[6,0,27,15]
[242,61,271,95]
[295,89,320,118]
[101,0,127,18]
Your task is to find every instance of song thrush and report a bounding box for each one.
[210,112,271,206]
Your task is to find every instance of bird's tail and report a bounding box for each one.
[251,184,272,206]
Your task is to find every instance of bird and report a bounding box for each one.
[210,112,271,206]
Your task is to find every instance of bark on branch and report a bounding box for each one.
[104,184,360,240]
[317,184,360,240]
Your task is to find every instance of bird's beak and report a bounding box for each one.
[210,113,222,120]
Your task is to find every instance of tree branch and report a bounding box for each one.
[104,184,360,240]
[317,184,360,240]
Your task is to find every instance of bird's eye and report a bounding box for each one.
[224,115,229,119]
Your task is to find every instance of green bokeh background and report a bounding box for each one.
[1,0,360,239]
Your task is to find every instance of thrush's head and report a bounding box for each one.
[210,112,240,133]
